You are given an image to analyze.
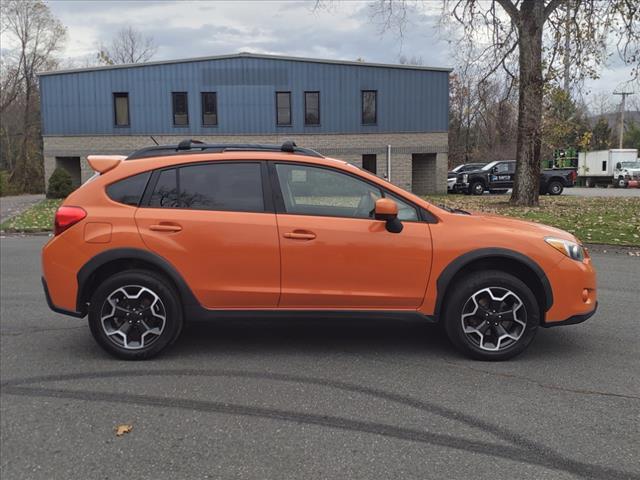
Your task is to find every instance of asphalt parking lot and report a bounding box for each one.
[563,187,640,197]
[1,236,639,480]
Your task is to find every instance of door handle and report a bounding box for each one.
[283,231,316,240]
[149,223,182,233]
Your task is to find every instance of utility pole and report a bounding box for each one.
[613,90,633,149]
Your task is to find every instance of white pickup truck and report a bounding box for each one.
[577,149,640,187]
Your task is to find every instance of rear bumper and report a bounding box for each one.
[42,277,85,318]
[543,301,597,328]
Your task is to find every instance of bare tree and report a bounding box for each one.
[98,26,157,65]
[1,0,66,193]
[369,0,639,206]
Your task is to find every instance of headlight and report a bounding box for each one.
[462,174,468,183]
[545,237,586,262]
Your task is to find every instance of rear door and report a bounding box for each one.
[135,161,280,309]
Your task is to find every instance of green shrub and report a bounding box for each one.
[0,170,8,197]
[46,167,74,199]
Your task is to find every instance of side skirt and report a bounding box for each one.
[183,306,435,323]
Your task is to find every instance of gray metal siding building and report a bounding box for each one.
[39,52,450,193]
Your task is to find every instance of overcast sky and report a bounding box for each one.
[42,0,635,106]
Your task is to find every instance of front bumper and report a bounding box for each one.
[542,301,598,328]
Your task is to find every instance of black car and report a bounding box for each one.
[454,160,577,195]
[447,163,487,192]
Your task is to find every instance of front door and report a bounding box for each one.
[135,161,280,309]
[491,162,515,188]
[272,162,432,309]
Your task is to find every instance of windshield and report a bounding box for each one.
[621,161,640,168]
[481,161,499,171]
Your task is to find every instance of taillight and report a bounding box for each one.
[569,170,577,182]
[54,206,86,236]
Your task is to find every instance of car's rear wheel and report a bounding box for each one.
[547,180,563,195]
[443,270,539,361]
[88,270,183,360]
[470,181,485,195]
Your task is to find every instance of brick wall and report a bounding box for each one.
[43,131,448,194]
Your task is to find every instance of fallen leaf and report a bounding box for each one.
[115,424,133,437]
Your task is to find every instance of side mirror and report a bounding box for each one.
[616,163,622,170]
[374,198,403,233]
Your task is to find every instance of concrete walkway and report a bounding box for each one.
[0,194,45,223]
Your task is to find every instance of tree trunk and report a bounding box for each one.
[510,0,545,206]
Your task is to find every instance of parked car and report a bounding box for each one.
[42,140,597,361]
[455,160,577,195]
[447,163,486,192]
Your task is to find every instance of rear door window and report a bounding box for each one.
[149,169,179,208]
[106,172,151,206]
[147,163,264,212]
[179,163,263,211]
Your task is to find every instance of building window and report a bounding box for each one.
[304,91,320,125]
[276,91,291,126]
[362,154,377,174]
[172,92,189,126]
[201,92,217,126]
[113,92,129,127]
[362,90,377,125]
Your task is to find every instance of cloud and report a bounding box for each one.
[43,0,633,101]
[47,0,451,67]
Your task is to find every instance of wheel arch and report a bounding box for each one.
[76,248,200,315]
[434,248,553,321]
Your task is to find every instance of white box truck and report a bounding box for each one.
[577,149,640,187]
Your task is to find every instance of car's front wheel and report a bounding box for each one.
[470,181,485,195]
[443,270,539,361]
[88,270,183,360]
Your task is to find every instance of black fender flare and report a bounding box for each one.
[76,248,201,314]
[434,248,553,319]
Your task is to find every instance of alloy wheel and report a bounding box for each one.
[100,285,167,350]
[460,287,527,352]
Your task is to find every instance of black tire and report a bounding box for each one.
[616,177,627,189]
[470,181,485,195]
[547,180,563,195]
[443,270,539,361]
[88,269,183,360]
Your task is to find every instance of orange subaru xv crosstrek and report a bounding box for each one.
[42,140,597,361]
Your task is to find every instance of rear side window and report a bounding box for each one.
[106,172,150,206]
[148,163,264,212]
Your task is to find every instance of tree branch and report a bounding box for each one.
[544,0,565,20]
[495,0,520,22]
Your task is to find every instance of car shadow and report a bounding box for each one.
[170,317,454,358]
